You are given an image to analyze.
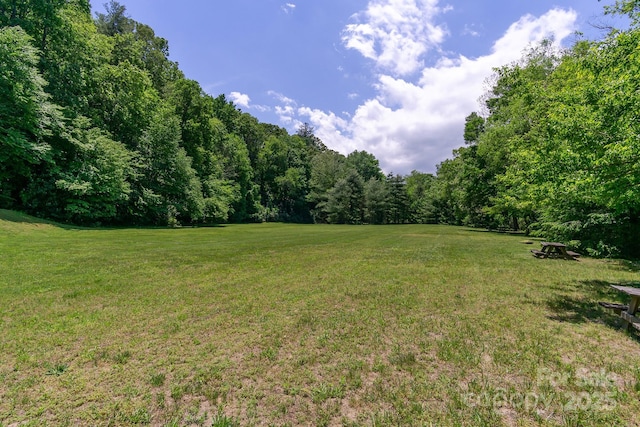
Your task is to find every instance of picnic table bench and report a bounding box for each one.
[531,242,580,260]
[600,286,640,331]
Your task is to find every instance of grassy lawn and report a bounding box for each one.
[1,210,640,426]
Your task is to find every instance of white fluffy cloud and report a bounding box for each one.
[229,91,271,113]
[275,1,578,174]
[342,0,448,77]
[282,3,296,14]
[229,91,251,109]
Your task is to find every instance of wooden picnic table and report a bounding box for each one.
[605,286,640,331]
[531,242,580,260]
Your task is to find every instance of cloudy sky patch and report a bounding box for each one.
[90,0,616,174]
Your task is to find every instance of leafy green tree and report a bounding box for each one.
[41,4,112,114]
[0,26,61,207]
[211,94,242,134]
[477,41,560,230]
[347,150,384,182]
[405,171,437,223]
[463,112,485,145]
[273,166,309,221]
[131,106,204,225]
[0,1,105,115]
[212,131,259,222]
[167,78,217,171]
[166,79,262,222]
[234,112,265,168]
[109,21,181,94]
[24,117,133,223]
[363,178,389,224]
[524,32,640,256]
[307,150,350,223]
[432,157,466,225]
[87,60,158,147]
[325,170,364,224]
[603,0,640,25]
[463,21,640,256]
[0,0,90,51]
[257,134,310,221]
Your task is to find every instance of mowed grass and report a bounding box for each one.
[1,210,640,426]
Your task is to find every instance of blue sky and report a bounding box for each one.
[90,0,625,174]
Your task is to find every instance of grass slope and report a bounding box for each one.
[1,211,640,426]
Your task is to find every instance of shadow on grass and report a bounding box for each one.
[0,208,85,229]
[545,280,640,334]
[614,259,640,272]
[463,227,526,235]
[0,209,227,231]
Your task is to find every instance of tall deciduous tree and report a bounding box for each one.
[0,26,61,207]
[405,171,437,224]
[463,112,485,145]
[88,60,158,148]
[24,117,133,224]
[307,150,350,223]
[132,106,204,225]
[257,134,310,221]
[42,4,112,114]
[347,150,384,182]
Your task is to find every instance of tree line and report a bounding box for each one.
[430,0,640,258]
[2,0,639,258]
[0,0,436,227]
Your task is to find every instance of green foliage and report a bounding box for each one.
[0,26,61,207]
[386,173,410,224]
[325,170,364,224]
[45,363,69,376]
[5,0,639,252]
[296,122,327,152]
[463,112,485,145]
[307,150,350,223]
[603,0,640,25]
[211,411,239,427]
[0,0,450,229]
[88,60,158,147]
[405,171,437,224]
[220,134,260,222]
[364,178,389,224]
[432,25,640,257]
[166,79,259,222]
[132,106,204,225]
[23,117,133,224]
[95,0,134,36]
[347,150,384,181]
[257,134,311,221]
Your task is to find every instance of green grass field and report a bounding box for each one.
[1,209,640,426]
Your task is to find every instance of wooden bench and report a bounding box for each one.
[566,250,580,258]
[531,242,579,260]
[603,286,640,331]
[531,249,545,258]
[598,301,640,330]
[598,301,629,315]
[620,312,640,331]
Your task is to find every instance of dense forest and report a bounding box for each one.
[1,0,640,258]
